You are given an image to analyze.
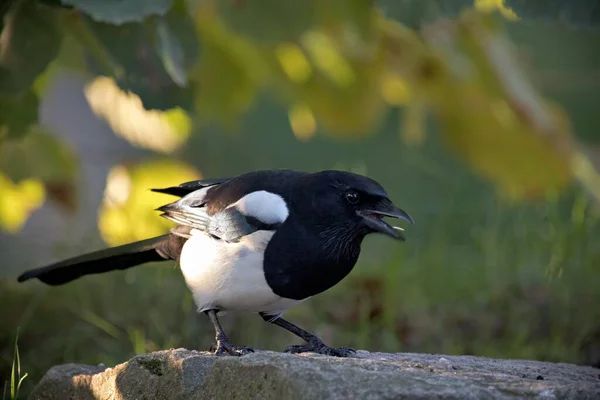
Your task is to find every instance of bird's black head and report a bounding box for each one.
[298,170,414,242]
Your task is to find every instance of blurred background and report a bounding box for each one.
[1,0,600,397]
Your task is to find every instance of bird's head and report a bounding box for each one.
[299,170,414,242]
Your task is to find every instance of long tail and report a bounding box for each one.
[17,234,186,286]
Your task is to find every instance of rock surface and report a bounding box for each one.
[28,349,600,399]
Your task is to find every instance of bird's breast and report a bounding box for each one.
[179,229,302,314]
[263,223,362,301]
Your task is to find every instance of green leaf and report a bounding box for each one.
[0,90,39,140]
[506,0,600,29]
[0,128,77,184]
[0,0,62,96]
[384,0,473,29]
[422,10,577,200]
[59,0,173,24]
[219,0,317,44]
[192,20,263,125]
[0,128,78,211]
[155,0,200,87]
[80,2,199,112]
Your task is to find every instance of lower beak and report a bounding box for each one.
[359,203,414,241]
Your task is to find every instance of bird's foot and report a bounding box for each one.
[211,334,254,356]
[284,339,356,358]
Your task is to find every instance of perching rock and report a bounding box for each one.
[28,349,600,400]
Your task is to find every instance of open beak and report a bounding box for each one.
[359,202,414,241]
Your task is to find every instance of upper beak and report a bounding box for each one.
[359,201,414,241]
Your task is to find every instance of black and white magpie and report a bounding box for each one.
[17,169,414,357]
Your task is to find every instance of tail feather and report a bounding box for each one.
[17,234,182,286]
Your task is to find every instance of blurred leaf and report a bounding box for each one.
[316,0,376,39]
[84,76,192,154]
[60,0,173,24]
[192,17,265,124]
[506,0,600,29]
[0,128,78,210]
[0,0,62,96]
[284,31,387,136]
[0,90,39,139]
[157,0,200,87]
[474,0,518,21]
[0,172,45,233]
[421,11,578,200]
[80,2,199,112]
[388,0,473,29]
[218,0,317,44]
[32,32,88,97]
[288,102,317,141]
[98,159,201,246]
[156,19,187,87]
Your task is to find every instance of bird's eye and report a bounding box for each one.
[345,191,360,204]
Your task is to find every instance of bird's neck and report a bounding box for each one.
[316,221,364,263]
[263,219,364,301]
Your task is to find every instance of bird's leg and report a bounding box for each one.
[205,310,254,356]
[260,313,356,357]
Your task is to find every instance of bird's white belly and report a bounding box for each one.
[179,230,301,314]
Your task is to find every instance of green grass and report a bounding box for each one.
[1,187,599,398]
[2,328,28,400]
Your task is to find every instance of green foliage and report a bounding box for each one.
[0,91,38,139]
[80,7,199,112]
[0,0,598,234]
[0,0,62,96]
[60,0,173,24]
[506,0,600,29]
[0,128,78,215]
[219,0,317,44]
[2,327,28,400]
[0,128,77,184]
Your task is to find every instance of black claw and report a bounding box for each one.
[212,334,254,356]
[284,340,357,358]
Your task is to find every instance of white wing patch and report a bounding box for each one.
[178,186,212,207]
[231,190,289,225]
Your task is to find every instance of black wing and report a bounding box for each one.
[153,170,305,242]
[150,177,231,197]
[156,182,281,242]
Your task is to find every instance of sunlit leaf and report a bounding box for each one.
[287,33,388,137]
[288,103,317,142]
[84,76,192,154]
[98,159,201,246]
[0,0,62,96]
[421,11,577,199]
[0,127,78,209]
[59,0,172,24]
[474,0,518,21]
[0,172,45,234]
[275,43,313,85]
[380,73,411,106]
[0,90,39,140]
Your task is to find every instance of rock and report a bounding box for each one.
[28,349,600,400]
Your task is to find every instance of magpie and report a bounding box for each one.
[17,169,414,357]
